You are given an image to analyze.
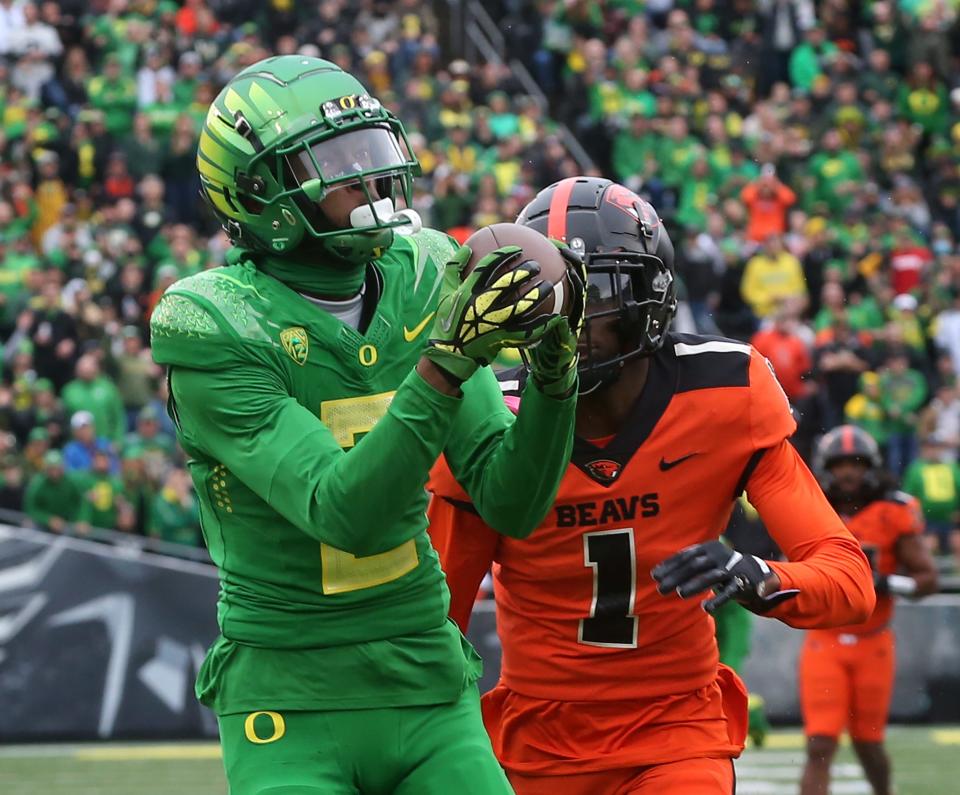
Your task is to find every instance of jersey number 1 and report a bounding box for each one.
[579,528,638,648]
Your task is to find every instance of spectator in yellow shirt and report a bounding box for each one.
[740,233,808,319]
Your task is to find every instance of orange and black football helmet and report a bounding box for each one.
[518,176,677,393]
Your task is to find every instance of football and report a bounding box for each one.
[462,222,574,318]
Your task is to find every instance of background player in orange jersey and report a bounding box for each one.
[428,177,876,795]
[799,425,939,795]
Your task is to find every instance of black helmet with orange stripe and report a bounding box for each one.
[517,177,677,393]
[813,424,884,495]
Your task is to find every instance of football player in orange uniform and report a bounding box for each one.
[799,425,938,795]
[428,177,875,795]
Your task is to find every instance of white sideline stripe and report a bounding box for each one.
[737,784,870,795]
[736,763,864,779]
[674,340,751,356]
[820,784,872,794]
[738,752,805,764]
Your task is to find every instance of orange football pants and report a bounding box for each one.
[507,757,735,795]
[799,627,895,742]
[483,665,745,795]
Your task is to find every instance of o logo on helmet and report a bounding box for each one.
[338,94,358,109]
[359,344,378,366]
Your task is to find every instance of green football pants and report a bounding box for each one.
[713,598,753,672]
[218,685,513,795]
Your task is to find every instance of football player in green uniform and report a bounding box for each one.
[150,56,584,795]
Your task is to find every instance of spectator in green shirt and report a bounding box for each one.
[896,61,949,137]
[487,91,520,140]
[61,354,127,444]
[807,129,863,214]
[902,435,960,569]
[788,26,838,92]
[858,48,899,104]
[656,117,702,190]
[0,234,40,330]
[24,450,85,533]
[611,113,658,189]
[125,405,177,483]
[172,50,203,108]
[77,449,130,532]
[618,67,656,119]
[121,114,165,180]
[111,327,162,425]
[148,467,201,546]
[85,54,136,138]
[675,158,716,230]
[844,371,891,450]
[878,348,928,475]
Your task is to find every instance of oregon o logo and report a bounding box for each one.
[244,711,286,744]
[339,94,357,109]
[359,344,378,366]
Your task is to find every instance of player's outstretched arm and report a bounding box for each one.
[653,345,875,625]
[440,366,576,538]
[169,363,466,557]
[744,440,876,628]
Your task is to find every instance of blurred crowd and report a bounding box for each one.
[2,0,960,566]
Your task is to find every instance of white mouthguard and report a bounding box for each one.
[349,197,395,228]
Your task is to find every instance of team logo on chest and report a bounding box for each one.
[280,326,309,365]
[584,459,622,485]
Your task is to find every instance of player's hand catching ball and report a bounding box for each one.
[651,540,800,615]
[424,243,558,384]
[525,240,586,400]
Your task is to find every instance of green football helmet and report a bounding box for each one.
[197,55,421,265]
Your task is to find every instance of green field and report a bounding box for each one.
[0,727,957,794]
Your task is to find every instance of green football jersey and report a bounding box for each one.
[150,229,576,714]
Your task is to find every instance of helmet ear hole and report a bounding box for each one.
[237,193,263,215]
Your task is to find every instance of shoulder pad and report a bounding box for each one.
[166,268,272,341]
[669,332,752,392]
[150,268,270,369]
[669,332,752,358]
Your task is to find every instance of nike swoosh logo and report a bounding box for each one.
[403,312,436,342]
[659,452,699,471]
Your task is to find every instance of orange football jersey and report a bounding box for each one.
[829,494,922,636]
[429,334,874,706]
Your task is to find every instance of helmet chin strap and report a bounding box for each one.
[349,198,422,236]
[578,360,625,395]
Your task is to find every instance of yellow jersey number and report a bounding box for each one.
[318,391,418,594]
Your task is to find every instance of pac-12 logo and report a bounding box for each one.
[280,326,309,365]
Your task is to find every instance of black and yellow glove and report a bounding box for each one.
[425,245,557,383]
[525,241,587,400]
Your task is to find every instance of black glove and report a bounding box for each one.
[873,571,917,597]
[651,541,800,615]
[873,570,891,597]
